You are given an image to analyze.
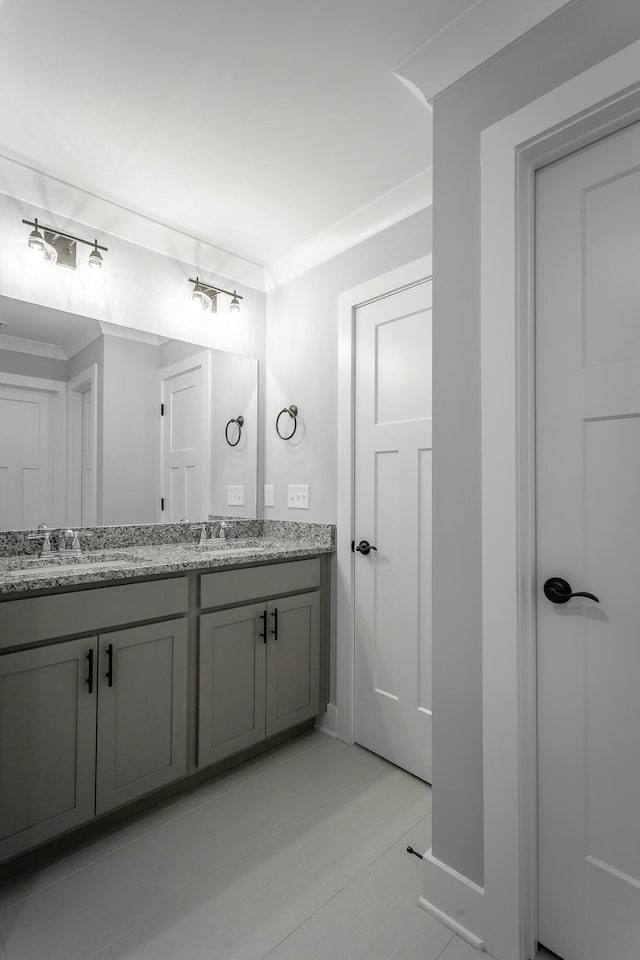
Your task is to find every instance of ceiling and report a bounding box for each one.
[0,0,481,269]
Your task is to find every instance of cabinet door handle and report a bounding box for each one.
[86,648,94,694]
[259,610,267,644]
[105,643,114,687]
[271,608,278,641]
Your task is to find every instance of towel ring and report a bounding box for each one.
[225,415,244,447]
[276,404,298,440]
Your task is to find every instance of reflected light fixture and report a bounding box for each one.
[27,218,45,253]
[189,277,243,314]
[22,218,108,271]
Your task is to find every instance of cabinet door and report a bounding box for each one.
[266,591,320,737]
[198,604,266,767]
[96,618,188,815]
[0,637,97,860]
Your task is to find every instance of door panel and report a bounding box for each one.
[96,619,188,814]
[0,637,97,860]
[265,592,320,736]
[198,604,266,767]
[354,280,432,782]
[0,383,56,528]
[537,120,640,960]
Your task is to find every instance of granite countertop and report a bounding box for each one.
[0,538,333,596]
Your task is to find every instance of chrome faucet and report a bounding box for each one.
[209,521,230,540]
[189,523,208,543]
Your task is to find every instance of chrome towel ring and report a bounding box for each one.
[276,404,298,440]
[225,415,244,447]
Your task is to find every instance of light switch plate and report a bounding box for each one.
[227,485,244,506]
[287,484,309,509]
[264,484,274,507]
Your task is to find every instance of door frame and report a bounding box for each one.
[336,255,432,745]
[66,363,99,527]
[0,371,67,528]
[156,351,212,523]
[474,39,640,960]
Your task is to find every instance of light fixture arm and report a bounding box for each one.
[21,219,108,253]
[189,277,243,303]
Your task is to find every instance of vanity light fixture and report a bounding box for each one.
[22,218,108,271]
[189,277,243,314]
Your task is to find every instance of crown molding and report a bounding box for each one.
[394,0,577,106]
[266,167,433,289]
[0,332,66,360]
[0,152,267,293]
[99,320,167,346]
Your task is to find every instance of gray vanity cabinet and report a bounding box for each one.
[265,592,320,736]
[198,603,267,767]
[197,585,321,768]
[0,637,98,861]
[95,619,188,814]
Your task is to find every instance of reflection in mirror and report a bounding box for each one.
[0,296,258,530]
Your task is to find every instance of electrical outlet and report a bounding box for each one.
[264,484,274,507]
[287,484,309,510]
[227,485,244,506]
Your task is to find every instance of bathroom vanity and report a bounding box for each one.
[0,530,332,862]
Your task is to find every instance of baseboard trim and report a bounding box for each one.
[418,897,485,950]
[314,702,337,738]
[421,849,486,950]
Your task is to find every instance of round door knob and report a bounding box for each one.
[543,577,599,605]
[354,539,377,556]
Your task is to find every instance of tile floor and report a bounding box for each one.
[0,729,496,960]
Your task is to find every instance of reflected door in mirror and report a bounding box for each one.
[0,380,58,529]
[159,361,207,522]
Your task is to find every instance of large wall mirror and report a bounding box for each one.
[0,296,258,529]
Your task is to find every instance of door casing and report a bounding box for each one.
[430,37,640,960]
[336,255,432,746]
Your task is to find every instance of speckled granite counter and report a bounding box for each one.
[0,536,334,596]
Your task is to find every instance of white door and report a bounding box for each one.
[354,279,432,782]
[0,382,56,529]
[159,364,205,523]
[537,120,640,960]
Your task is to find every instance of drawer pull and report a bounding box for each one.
[106,643,114,687]
[86,648,94,694]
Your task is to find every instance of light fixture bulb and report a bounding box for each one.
[88,241,103,270]
[191,278,217,313]
[27,219,45,254]
[229,291,241,313]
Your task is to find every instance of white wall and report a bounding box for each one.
[265,207,432,704]
[0,347,67,382]
[265,207,432,523]
[429,0,640,888]
[101,335,157,525]
[210,352,259,518]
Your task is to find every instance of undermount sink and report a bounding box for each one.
[195,538,264,553]
[3,550,139,573]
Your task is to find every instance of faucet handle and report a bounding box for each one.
[26,527,52,554]
[27,526,50,540]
